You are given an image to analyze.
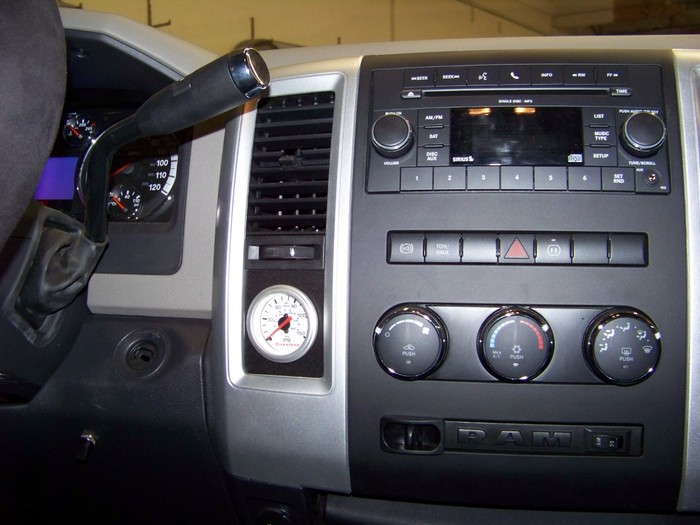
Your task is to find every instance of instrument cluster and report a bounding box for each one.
[38,107,179,223]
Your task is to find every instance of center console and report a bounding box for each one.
[347,50,686,511]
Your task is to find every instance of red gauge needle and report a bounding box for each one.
[111,195,127,211]
[111,162,133,178]
[265,315,292,341]
[67,126,82,138]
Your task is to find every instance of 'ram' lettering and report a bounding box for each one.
[495,430,526,446]
[532,431,572,448]
[457,428,487,444]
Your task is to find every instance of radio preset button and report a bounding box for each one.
[501,166,534,190]
[569,167,602,191]
[467,166,500,190]
[534,167,568,190]
[400,167,433,191]
[434,167,466,191]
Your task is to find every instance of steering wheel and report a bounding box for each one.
[0,1,67,250]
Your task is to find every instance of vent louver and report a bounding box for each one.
[247,92,335,234]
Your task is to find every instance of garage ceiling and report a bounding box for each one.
[458,0,700,35]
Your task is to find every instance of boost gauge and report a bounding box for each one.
[246,285,318,363]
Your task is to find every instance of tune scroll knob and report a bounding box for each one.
[371,113,414,158]
[620,111,667,157]
[374,305,448,380]
[584,309,660,385]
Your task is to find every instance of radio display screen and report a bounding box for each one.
[450,107,583,166]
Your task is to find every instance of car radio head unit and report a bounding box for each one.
[365,61,669,195]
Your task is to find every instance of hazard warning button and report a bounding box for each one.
[499,234,535,264]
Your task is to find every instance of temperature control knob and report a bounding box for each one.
[584,309,660,385]
[371,113,414,158]
[620,112,666,157]
[478,307,554,382]
[374,305,447,380]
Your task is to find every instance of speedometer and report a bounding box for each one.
[81,134,179,222]
[107,135,179,221]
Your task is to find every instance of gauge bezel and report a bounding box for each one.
[246,285,319,364]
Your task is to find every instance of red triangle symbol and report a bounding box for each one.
[505,238,530,259]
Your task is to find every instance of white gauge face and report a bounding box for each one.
[246,285,318,363]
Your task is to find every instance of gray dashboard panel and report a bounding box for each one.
[210,61,360,492]
[676,50,700,513]
[59,8,700,512]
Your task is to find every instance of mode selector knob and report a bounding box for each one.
[374,305,448,380]
[584,309,661,385]
[620,111,667,157]
[371,113,414,158]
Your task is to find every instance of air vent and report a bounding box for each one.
[247,92,335,234]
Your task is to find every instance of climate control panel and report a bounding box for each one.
[373,304,661,386]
